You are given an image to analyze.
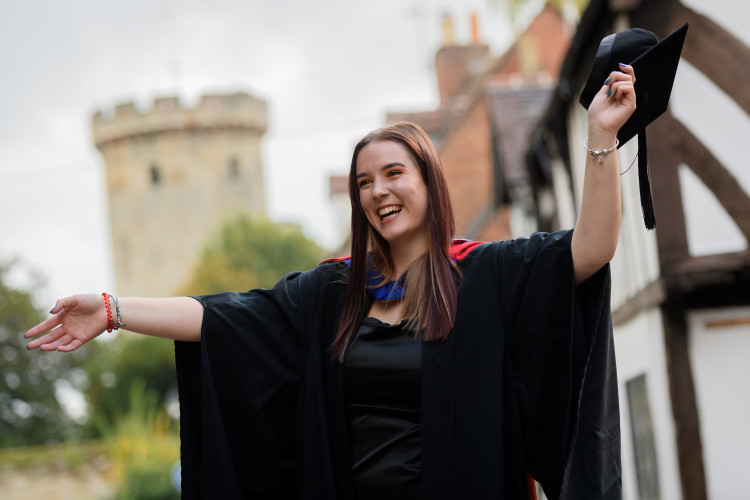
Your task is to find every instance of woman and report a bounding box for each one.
[26,65,636,499]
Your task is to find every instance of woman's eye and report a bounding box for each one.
[358,179,371,188]
[387,169,403,177]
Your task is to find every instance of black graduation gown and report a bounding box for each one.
[174,229,621,499]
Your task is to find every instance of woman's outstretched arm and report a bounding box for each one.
[25,294,203,351]
[572,64,636,284]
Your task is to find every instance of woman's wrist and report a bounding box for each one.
[586,126,618,150]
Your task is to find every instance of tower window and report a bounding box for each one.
[228,157,239,179]
[150,164,161,186]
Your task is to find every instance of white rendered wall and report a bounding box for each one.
[670,61,750,256]
[677,164,747,255]
[614,308,682,500]
[687,307,750,500]
[681,0,750,49]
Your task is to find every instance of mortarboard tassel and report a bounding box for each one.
[638,128,656,229]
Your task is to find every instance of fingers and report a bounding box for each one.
[43,333,75,351]
[57,339,84,353]
[49,296,75,315]
[608,80,635,102]
[26,296,75,338]
[26,295,82,338]
[602,64,635,98]
[25,313,64,338]
[50,298,64,314]
[27,326,66,350]
[619,62,636,83]
[29,327,86,352]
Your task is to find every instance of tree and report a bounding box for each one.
[81,334,177,438]
[178,215,325,295]
[82,216,324,437]
[0,260,83,446]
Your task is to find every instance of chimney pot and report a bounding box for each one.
[471,13,480,44]
[442,13,455,46]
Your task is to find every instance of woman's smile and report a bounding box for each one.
[378,204,402,222]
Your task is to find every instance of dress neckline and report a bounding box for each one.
[361,317,409,328]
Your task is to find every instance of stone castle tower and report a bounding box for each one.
[92,92,267,297]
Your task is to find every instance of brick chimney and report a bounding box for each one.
[434,13,490,105]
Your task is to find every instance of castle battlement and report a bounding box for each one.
[92,92,267,149]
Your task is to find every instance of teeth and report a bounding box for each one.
[379,206,401,217]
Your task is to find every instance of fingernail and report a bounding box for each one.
[49,308,55,314]
[607,88,612,97]
[603,76,611,86]
[619,63,628,68]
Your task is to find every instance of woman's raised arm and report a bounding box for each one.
[571,64,636,284]
[25,294,203,351]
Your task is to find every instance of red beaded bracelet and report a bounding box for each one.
[102,292,114,333]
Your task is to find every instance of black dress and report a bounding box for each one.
[175,230,621,499]
[343,317,422,499]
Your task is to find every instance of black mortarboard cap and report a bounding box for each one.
[580,23,688,229]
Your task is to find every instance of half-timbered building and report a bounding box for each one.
[526,0,750,498]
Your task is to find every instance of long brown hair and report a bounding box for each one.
[331,122,459,362]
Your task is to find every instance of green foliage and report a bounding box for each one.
[82,334,177,439]
[114,457,180,500]
[179,215,324,295]
[107,381,180,500]
[0,259,85,447]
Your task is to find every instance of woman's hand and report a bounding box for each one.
[26,295,203,347]
[587,63,637,139]
[25,294,108,352]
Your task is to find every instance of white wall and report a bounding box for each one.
[687,307,750,500]
[615,308,682,500]
[681,0,750,49]
[670,61,750,257]
[677,164,747,256]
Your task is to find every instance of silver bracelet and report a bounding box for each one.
[583,137,619,163]
[108,294,127,330]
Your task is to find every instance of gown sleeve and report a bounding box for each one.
[174,263,344,500]
[498,230,620,500]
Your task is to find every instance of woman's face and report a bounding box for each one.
[355,140,429,252]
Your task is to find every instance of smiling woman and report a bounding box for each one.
[355,142,430,258]
[335,124,457,362]
[25,58,636,497]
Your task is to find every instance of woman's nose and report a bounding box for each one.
[373,182,389,199]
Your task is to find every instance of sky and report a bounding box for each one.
[0,0,538,306]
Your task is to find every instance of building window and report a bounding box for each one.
[627,374,660,500]
[150,164,161,186]
[228,157,239,179]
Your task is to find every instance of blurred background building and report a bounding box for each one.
[92,93,267,297]
[386,5,572,242]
